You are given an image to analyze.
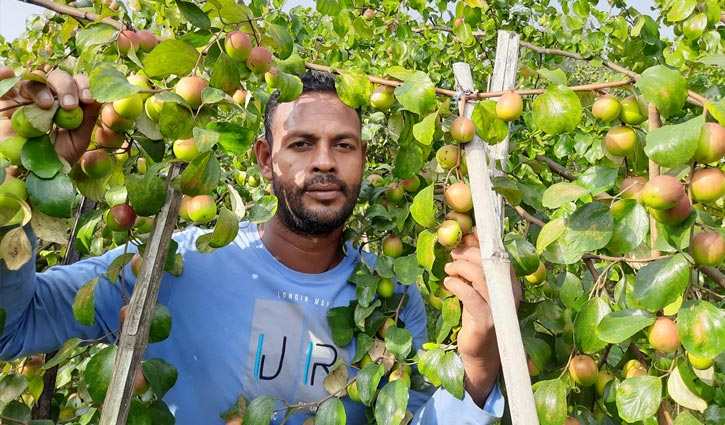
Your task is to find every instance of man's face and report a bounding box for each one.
[261,92,365,235]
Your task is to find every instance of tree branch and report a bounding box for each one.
[535,155,575,181]
[19,0,123,30]
[698,265,725,289]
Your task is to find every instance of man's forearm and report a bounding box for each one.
[460,352,500,407]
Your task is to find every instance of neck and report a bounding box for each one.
[258,217,346,274]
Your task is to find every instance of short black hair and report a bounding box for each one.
[263,70,361,145]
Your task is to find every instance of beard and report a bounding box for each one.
[271,172,361,236]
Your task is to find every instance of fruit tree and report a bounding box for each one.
[1,0,725,424]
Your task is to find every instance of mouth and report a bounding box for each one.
[304,184,343,201]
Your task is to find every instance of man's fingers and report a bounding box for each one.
[47,70,80,110]
[450,246,482,266]
[73,75,94,105]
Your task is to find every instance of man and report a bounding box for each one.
[0,70,509,423]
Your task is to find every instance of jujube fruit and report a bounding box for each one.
[691,230,725,266]
[225,30,253,61]
[693,122,725,164]
[648,317,680,353]
[437,219,462,248]
[445,181,473,212]
[246,46,273,75]
[450,117,475,143]
[603,125,637,157]
[639,175,685,210]
[175,76,208,110]
[569,354,598,387]
[690,167,725,203]
[592,94,621,123]
[80,150,113,179]
[496,92,523,122]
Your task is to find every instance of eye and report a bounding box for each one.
[290,140,310,149]
[335,141,355,150]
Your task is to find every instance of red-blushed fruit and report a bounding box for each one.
[436,144,459,169]
[95,124,125,149]
[225,30,253,61]
[130,253,143,277]
[173,137,201,161]
[437,219,463,248]
[117,30,140,56]
[650,194,691,225]
[105,204,138,232]
[264,67,278,88]
[377,277,395,298]
[527,357,540,377]
[648,317,680,353]
[400,176,420,193]
[693,122,725,164]
[640,175,685,210]
[623,359,646,378]
[179,195,193,221]
[366,173,385,188]
[119,304,129,328]
[620,176,648,200]
[496,92,523,122]
[21,355,45,378]
[619,95,647,126]
[604,125,637,157]
[232,89,247,105]
[378,317,395,338]
[388,368,411,388]
[524,261,546,285]
[80,150,113,179]
[445,181,473,212]
[136,29,158,52]
[362,8,375,20]
[370,85,396,111]
[133,368,150,396]
[175,76,208,110]
[691,230,725,266]
[246,46,273,75]
[186,194,217,223]
[450,117,475,143]
[385,183,405,204]
[446,211,473,234]
[101,103,134,133]
[564,417,580,425]
[592,94,622,123]
[54,106,84,130]
[569,354,598,387]
[691,167,725,203]
[113,93,144,119]
[382,236,404,258]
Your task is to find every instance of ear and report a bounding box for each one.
[255,138,273,181]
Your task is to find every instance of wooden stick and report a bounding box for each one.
[99,163,184,425]
[453,32,538,424]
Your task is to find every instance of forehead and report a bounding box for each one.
[270,92,361,140]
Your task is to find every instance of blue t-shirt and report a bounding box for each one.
[0,223,503,424]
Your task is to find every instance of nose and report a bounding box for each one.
[310,144,336,173]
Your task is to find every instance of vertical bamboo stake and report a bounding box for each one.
[99,163,184,425]
[453,30,538,424]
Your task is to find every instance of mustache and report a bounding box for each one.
[302,175,349,191]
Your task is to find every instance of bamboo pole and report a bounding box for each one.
[453,31,539,424]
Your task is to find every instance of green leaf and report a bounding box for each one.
[505,234,540,276]
[576,165,618,196]
[0,374,28,405]
[410,184,437,228]
[541,182,588,209]
[317,0,341,16]
[89,63,138,103]
[44,338,83,369]
[126,174,166,217]
[75,23,117,53]
[85,345,117,403]
[276,72,303,103]
[674,411,704,425]
[335,69,372,110]
[537,68,568,85]
[532,85,582,135]
[616,375,662,422]
[180,151,221,196]
[176,0,211,29]
[149,303,172,343]
[559,272,584,308]
[438,351,464,399]
[417,348,443,386]
[195,208,239,252]
[636,65,688,118]
[493,176,522,206]
[389,69,436,115]
[393,142,426,180]
[243,395,276,425]
[316,398,346,425]
[562,202,613,254]
[666,0,697,22]
[384,326,413,360]
[22,104,56,134]
[534,379,567,425]
[0,75,21,98]
[21,134,63,179]
[596,309,655,343]
[606,199,649,253]
[210,54,241,96]
[536,217,566,254]
[72,277,99,326]
[159,102,195,140]
[416,229,437,271]
[668,363,708,412]
[357,363,385,406]
[247,195,277,223]
[268,23,294,60]
[327,306,354,347]
[644,116,704,168]
[471,100,508,144]
[26,169,77,217]
[143,40,200,79]
[412,112,437,145]
[192,127,220,153]
[523,337,552,373]
[678,300,725,359]
[374,380,409,425]
[393,254,421,284]
[633,254,690,312]
[142,358,178,399]
[1,400,30,422]
[128,399,152,425]
[207,122,256,155]
[452,22,474,46]
[574,297,611,353]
